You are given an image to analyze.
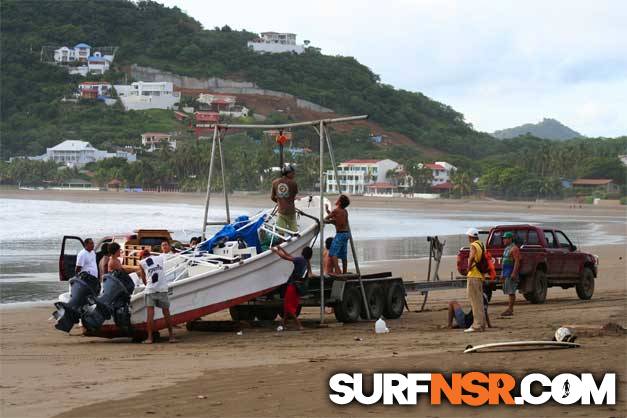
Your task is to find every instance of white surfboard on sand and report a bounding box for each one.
[464,340,580,353]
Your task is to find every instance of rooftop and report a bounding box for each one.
[142,132,171,137]
[432,182,454,190]
[572,179,614,185]
[74,43,91,48]
[342,159,382,164]
[48,140,96,152]
[424,163,445,170]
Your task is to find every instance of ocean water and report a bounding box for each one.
[0,198,624,304]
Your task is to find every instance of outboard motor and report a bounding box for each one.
[52,272,100,333]
[82,271,135,334]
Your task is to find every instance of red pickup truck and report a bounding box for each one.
[457,225,598,304]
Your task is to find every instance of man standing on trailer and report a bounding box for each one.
[271,164,299,233]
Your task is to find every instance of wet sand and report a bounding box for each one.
[1,244,625,418]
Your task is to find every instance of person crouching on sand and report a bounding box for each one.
[138,249,177,344]
[447,289,491,329]
[272,245,312,331]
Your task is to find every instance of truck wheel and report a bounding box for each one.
[524,270,548,304]
[383,282,405,319]
[361,284,385,320]
[576,268,595,300]
[334,286,362,323]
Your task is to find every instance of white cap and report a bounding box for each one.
[466,227,479,237]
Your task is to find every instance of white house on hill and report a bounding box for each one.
[247,32,305,54]
[141,132,177,152]
[422,161,457,191]
[114,81,180,111]
[32,140,136,168]
[325,159,398,194]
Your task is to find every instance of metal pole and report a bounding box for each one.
[279,143,284,169]
[217,129,230,224]
[217,115,368,130]
[318,120,325,324]
[201,125,219,240]
[323,125,371,320]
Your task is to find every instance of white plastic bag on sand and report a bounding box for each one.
[375,318,389,334]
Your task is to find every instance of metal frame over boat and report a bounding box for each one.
[53,115,371,339]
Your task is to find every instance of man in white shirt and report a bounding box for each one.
[76,238,98,278]
[139,250,177,344]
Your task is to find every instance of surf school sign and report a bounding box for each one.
[329,372,616,406]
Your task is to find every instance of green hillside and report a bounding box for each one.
[492,118,583,141]
[1,0,495,159]
[1,0,625,197]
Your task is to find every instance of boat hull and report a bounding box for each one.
[85,218,318,339]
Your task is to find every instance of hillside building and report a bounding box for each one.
[114,81,180,111]
[53,44,114,76]
[247,32,305,54]
[421,161,456,190]
[31,140,136,168]
[141,132,177,152]
[78,81,112,99]
[325,159,399,194]
[197,93,249,118]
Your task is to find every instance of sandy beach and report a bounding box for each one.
[1,190,626,417]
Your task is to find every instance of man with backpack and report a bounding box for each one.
[465,227,487,332]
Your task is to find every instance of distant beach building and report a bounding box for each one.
[141,132,177,152]
[30,140,136,168]
[572,179,620,194]
[325,159,399,195]
[114,81,180,111]
[421,161,457,189]
[247,32,305,54]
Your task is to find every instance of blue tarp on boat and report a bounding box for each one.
[197,215,266,254]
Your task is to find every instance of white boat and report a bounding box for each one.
[54,196,325,339]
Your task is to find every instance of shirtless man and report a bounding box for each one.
[324,194,351,274]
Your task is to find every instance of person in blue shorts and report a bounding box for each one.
[500,231,521,316]
[324,194,350,274]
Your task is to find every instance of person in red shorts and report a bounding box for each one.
[271,245,312,331]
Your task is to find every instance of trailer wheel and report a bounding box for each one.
[254,307,278,321]
[361,284,385,320]
[229,306,255,321]
[576,267,595,300]
[523,270,547,304]
[334,286,362,323]
[383,282,405,319]
[277,305,301,319]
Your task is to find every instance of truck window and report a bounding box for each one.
[543,230,558,248]
[489,230,504,247]
[514,230,526,246]
[527,230,540,245]
[555,231,573,249]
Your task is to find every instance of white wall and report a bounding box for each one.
[247,42,305,54]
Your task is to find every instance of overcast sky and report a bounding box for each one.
[158,0,626,137]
